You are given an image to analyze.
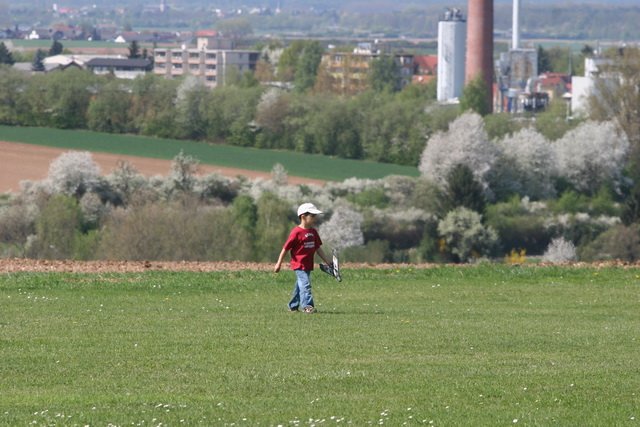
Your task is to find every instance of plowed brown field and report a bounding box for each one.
[0,140,325,193]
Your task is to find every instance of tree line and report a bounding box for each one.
[0,59,442,166]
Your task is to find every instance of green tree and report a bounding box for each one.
[49,39,63,56]
[294,41,323,93]
[203,85,262,146]
[130,74,180,137]
[277,40,322,85]
[0,66,26,124]
[369,55,400,93]
[87,81,133,133]
[0,41,14,65]
[442,163,487,214]
[42,68,96,129]
[537,45,551,73]
[460,75,492,116]
[31,49,46,72]
[287,94,363,158]
[128,40,141,59]
[359,92,427,165]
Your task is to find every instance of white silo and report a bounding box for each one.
[437,8,467,102]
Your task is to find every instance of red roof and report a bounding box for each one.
[413,55,438,74]
[196,30,219,37]
[538,72,571,88]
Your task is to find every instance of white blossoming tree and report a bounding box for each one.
[48,151,101,197]
[554,121,629,195]
[493,127,556,200]
[419,112,498,194]
[319,205,365,251]
[169,150,199,193]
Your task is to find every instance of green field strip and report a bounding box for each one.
[0,126,419,181]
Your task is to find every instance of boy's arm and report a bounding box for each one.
[274,247,287,273]
[316,247,332,266]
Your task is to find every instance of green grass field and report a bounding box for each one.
[1,265,639,425]
[0,126,419,182]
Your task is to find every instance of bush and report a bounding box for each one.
[196,173,239,204]
[342,239,391,263]
[545,212,620,248]
[485,197,553,255]
[542,237,577,263]
[98,199,253,261]
[362,208,431,251]
[437,207,499,262]
[578,224,640,262]
[411,178,446,217]
[27,194,82,259]
[0,199,37,247]
[347,187,390,208]
[254,192,293,262]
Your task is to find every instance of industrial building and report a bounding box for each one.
[465,0,494,112]
[437,8,466,102]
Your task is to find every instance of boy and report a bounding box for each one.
[274,202,332,313]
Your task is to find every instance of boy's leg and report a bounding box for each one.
[295,270,315,309]
[288,273,301,311]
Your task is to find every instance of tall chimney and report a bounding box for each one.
[465,0,494,110]
[512,0,520,50]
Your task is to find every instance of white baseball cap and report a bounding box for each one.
[297,202,323,217]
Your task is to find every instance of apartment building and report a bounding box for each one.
[321,44,415,94]
[153,47,259,87]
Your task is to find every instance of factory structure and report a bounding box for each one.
[437,8,466,102]
[438,0,541,113]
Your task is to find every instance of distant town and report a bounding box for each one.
[2,0,638,118]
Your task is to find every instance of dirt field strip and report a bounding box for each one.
[0,140,325,194]
[0,259,391,273]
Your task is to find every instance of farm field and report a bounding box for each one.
[0,126,419,184]
[0,140,325,193]
[1,264,639,425]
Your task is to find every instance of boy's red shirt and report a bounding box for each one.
[283,226,322,271]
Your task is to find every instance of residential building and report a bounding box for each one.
[195,30,235,50]
[85,58,152,79]
[534,72,571,101]
[321,44,414,95]
[413,55,437,85]
[153,47,259,87]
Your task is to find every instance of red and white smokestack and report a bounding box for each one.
[465,0,494,110]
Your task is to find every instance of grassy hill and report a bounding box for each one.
[0,126,419,182]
